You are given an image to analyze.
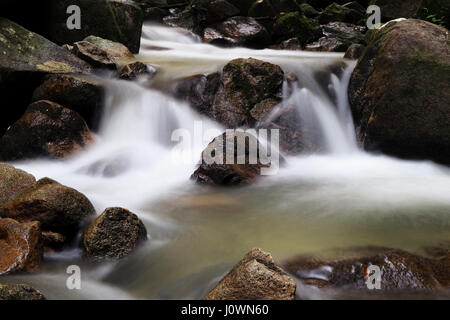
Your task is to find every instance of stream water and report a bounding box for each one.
[2,24,449,300]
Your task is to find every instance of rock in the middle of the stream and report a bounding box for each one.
[205,248,296,300]
[83,207,148,261]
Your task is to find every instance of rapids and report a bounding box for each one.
[2,24,449,300]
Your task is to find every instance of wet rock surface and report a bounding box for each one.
[0,219,43,275]
[0,100,94,161]
[205,248,296,300]
[191,131,275,186]
[283,246,450,291]
[203,16,271,48]
[83,207,148,261]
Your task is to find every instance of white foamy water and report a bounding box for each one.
[4,24,449,300]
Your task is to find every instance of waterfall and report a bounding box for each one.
[6,24,450,300]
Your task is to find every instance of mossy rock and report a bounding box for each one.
[0,284,46,300]
[0,18,92,136]
[349,19,450,164]
[273,11,322,44]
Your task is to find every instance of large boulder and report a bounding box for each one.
[203,16,271,49]
[349,19,450,164]
[211,58,284,127]
[283,246,450,291]
[0,178,96,239]
[205,248,296,300]
[0,100,94,161]
[0,219,43,275]
[83,207,147,261]
[31,74,105,130]
[191,131,274,186]
[0,163,36,206]
[0,18,92,135]
[0,284,46,300]
[273,12,322,45]
[43,0,143,53]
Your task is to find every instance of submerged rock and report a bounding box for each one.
[83,207,148,261]
[0,284,46,300]
[0,219,43,275]
[0,178,96,239]
[32,74,105,130]
[211,58,284,127]
[0,163,36,206]
[0,100,94,161]
[349,19,450,164]
[0,18,92,135]
[203,16,271,49]
[191,131,276,186]
[283,246,450,291]
[205,248,296,300]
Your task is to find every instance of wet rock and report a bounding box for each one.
[72,36,134,70]
[43,0,143,53]
[203,16,271,49]
[0,163,36,206]
[211,58,284,127]
[118,62,156,81]
[0,178,96,239]
[305,37,347,52]
[83,207,148,261]
[0,284,46,300]
[31,74,105,130]
[283,246,450,291]
[0,18,92,135]
[173,72,221,117]
[319,2,365,25]
[0,100,94,161]
[321,22,366,47]
[344,43,365,59]
[205,248,296,300]
[0,219,43,275]
[273,12,322,45]
[349,19,450,164]
[191,131,275,186]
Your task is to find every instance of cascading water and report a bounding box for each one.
[3,24,449,300]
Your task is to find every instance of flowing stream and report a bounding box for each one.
[2,24,449,300]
